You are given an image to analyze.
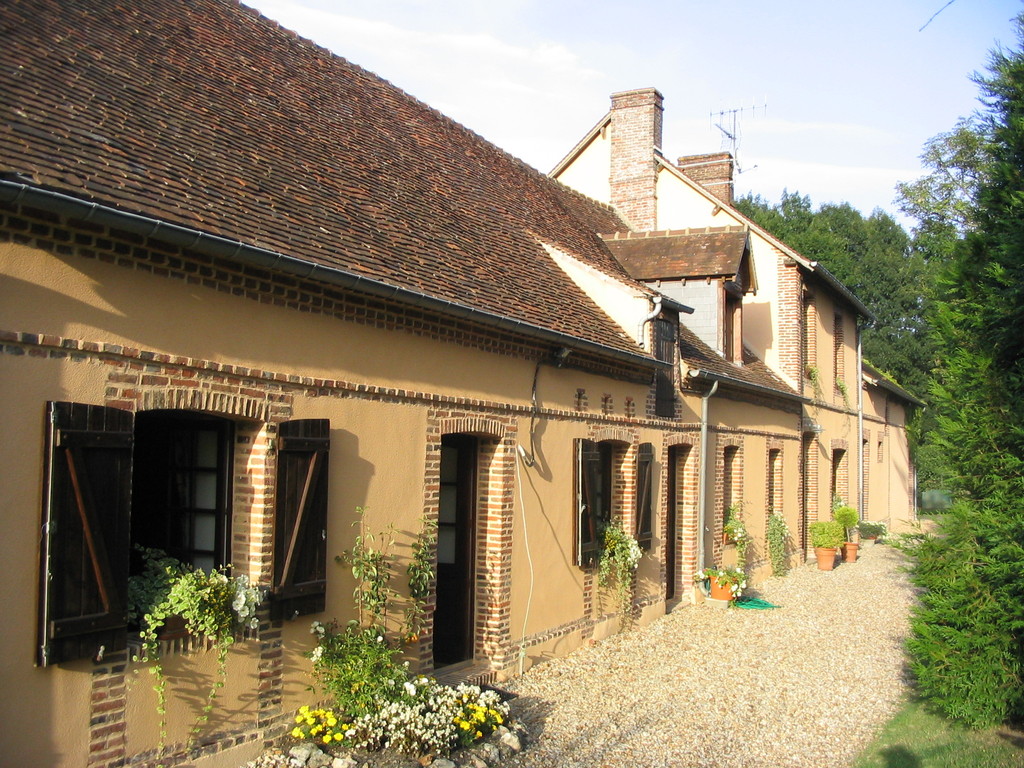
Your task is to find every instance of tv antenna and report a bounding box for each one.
[710,101,766,173]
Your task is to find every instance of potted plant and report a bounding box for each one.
[695,566,746,601]
[808,520,844,571]
[834,505,860,562]
[858,520,887,545]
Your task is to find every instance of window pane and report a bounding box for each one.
[171,471,191,508]
[193,512,217,551]
[440,445,458,483]
[195,430,219,468]
[439,486,457,524]
[193,554,216,574]
[195,471,217,509]
[437,527,456,564]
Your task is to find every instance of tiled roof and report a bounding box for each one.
[677,324,800,400]
[0,0,647,360]
[603,228,749,281]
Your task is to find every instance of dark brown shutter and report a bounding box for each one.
[635,442,655,549]
[654,317,676,418]
[575,439,601,566]
[272,419,330,620]
[38,402,133,666]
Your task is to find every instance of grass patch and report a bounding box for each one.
[855,698,1024,767]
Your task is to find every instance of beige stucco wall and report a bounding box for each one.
[0,235,673,763]
[552,129,612,205]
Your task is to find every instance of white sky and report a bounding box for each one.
[244,0,1021,226]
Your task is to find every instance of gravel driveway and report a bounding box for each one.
[501,543,915,768]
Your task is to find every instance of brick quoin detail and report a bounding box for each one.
[775,258,804,387]
[421,412,517,676]
[663,438,697,600]
[713,434,743,565]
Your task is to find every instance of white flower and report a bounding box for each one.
[404,681,417,697]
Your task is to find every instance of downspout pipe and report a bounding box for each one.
[638,295,662,350]
[695,378,719,592]
[856,322,865,517]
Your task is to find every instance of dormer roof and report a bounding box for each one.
[602,227,755,292]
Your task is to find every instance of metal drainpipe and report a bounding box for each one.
[857,323,865,517]
[695,378,719,594]
[638,296,663,350]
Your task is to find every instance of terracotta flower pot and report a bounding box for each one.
[814,547,837,571]
[708,577,733,601]
[842,542,859,563]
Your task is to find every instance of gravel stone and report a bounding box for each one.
[245,546,913,768]
[500,544,915,768]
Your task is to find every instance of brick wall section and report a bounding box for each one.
[831,439,850,508]
[862,436,870,515]
[421,414,516,676]
[609,88,663,231]
[833,312,846,403]
[676,152,734,204]
[776,257,805,387]
[664,440,697,601]
[802,434,819,553]
[89,651,128,767]
[713,436,743,565]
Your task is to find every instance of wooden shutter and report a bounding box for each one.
[272,419,330,620]
[38,402,133,666]
[654,317,676,418]
[575,439,601,566]
[635,442,654,549]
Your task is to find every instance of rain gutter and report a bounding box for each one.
[0,179,665,375]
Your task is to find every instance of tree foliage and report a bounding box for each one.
[900,16,1024,728]
[735,192,933,399]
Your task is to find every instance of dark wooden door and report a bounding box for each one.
[666,446,680,601]
[434,434,477,666]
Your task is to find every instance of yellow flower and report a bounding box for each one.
[459,721,470,730]
[475,731,483,739]
[334,733,344,742]
[323,736,331,745]
[291,727,304,739]
[327,717,337,727]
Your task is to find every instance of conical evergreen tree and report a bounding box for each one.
[905,16,1024,728]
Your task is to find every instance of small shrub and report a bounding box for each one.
[308,620,409,719]
[858,520,887,539]
[834,506,859,541]
[766,512,790,576]
[809,520,845,549]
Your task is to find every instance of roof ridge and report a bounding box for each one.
[600,225,747,240]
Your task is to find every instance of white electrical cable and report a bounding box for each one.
[514,444,536,675]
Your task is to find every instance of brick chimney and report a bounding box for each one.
[676,152,734,204]
[609,88,663,231]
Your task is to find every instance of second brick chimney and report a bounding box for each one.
[609,88,663,231]
[677,152,734,204]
